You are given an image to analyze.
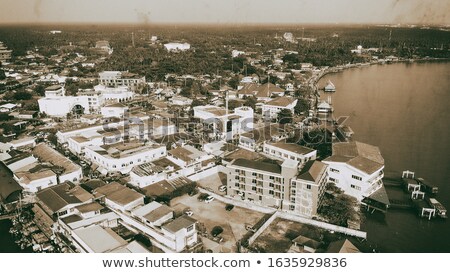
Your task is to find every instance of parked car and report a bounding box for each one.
[219,185,227,192]
[205,196,215,203]
[225,204,234,211]
[245,224,257,232]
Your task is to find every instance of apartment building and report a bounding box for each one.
[263,141,317,164]
[287,161,328,217]
[227,158,327,217]
[98,71,145,91]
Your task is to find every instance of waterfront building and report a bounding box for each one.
[262,96,297,120]
[322,141,385,201]
[36,182,93,218]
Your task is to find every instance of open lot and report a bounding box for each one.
[252,218,323,253]
[195,173,227,196]
[170,193,265,252]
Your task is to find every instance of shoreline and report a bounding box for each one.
[311,57,450,92]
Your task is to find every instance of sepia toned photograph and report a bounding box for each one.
[0,0,449,258]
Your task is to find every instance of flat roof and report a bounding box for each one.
[75,202,104,213]
[73,225,127,253]
[163,215,196,233]
[231,158,281,174]
[267,141,315,155]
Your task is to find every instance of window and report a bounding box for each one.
[330,168,340,173]
[259,196,262,201]
[269,176,274,180]
[291,197,296,203]
[186,225,194,232]
[252,186,256,191]
[252,172,257,176]
[306,184,311,190]
[252,179,256,184]
[269,190,274,195]
[258,174,263,179]
[352,175,362,181]
[235,183,240,187]
[269,183,274,188]
[289,205,295,211]
[351,184,361,191]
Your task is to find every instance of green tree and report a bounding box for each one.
[0,70,5,80]
[294,98,310,115]
[318,183,359,226]
[277,109,293,124]
[227,100,242,110]
[34,84,46,96]
[228,76,240,89]
[243,96,257,110]
[13,91,32,100]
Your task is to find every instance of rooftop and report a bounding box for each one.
[32,143,81,174]
[162,215,196,234]
[75,202,104,214]
[255,83,285,98]
[168,145,206,163]
[73,225,127,253]
[133,201,173,223]
[36,183,92,213]
[95,182,144,206]
[265,96,296,107]
[324,141,384,174]
[297,161,327,184]
[267,141,315,155]
[231,158,281,174]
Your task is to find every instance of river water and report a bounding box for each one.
[319,61,450,252]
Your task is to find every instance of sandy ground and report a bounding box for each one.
[171,193,265,252]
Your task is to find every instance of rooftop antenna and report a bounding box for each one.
[132,32,135,47]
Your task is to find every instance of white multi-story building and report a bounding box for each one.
[226,158,298,209]
[322,141,385,201]
[194,105,254,141]
[226,158,327,217]
[167,145,214,177]
[262,96,297,120]
[98,71,145,91]
[287,161,328,217]
[164,43,191,52]
[263,141,316,164]
[84,141,166,174]
[130,157,183,188]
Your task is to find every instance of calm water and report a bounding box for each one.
[0,220,25,253]
[319,61,450,252]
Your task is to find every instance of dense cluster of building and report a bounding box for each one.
[0,33,390,253]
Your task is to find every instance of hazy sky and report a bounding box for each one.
[1,0,449,25]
